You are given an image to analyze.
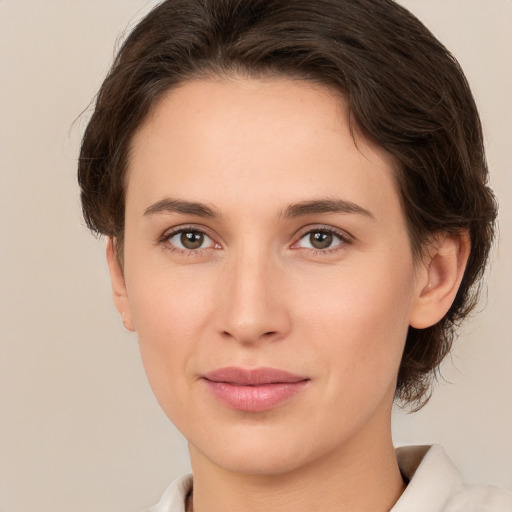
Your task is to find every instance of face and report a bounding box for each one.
[115,77,427,476]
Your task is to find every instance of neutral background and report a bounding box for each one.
[0,1,511,511]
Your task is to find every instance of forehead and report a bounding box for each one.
[126,77,401,223]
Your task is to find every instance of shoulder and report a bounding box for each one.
[393,445,512,512]
[145,474,192,512]
[446,484,512,512]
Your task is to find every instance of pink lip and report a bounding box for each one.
[202,367,309,412]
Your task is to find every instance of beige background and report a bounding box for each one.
[0,1,510,511]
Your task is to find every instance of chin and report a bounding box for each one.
[196,441,312,476]
[186,417,356,477]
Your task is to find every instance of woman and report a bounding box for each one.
[78,0,511,510]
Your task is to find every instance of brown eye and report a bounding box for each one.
[309,231,333,249]
[295,228,345,252]
[180,231,204,249]
[166,229,215,251]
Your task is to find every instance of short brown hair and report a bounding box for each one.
[78,0,497,407]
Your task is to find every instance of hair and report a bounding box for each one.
[78,0,497,408]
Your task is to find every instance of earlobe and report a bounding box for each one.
[106,238,135,331]
[409,231,470,329]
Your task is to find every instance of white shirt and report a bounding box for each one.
[146,445,512,511]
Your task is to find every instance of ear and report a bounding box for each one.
[409,231,470,329]
[106,237,135,331]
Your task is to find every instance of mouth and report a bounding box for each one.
[201,367,310,412]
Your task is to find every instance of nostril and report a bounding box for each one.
[221,330,277,340]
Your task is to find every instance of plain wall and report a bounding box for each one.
[0,1,510,511]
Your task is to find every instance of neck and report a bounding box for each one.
[188,415,405,512]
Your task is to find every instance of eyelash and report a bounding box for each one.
[159,225,352,255]
[159,225,220,255]
[292,225,353,254]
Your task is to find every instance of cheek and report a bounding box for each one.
[128,255,218,334]
[125,264,218,407]
[295,259,415,387]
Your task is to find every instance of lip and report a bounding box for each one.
[201,367,309,412]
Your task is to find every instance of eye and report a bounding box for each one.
[165,228,217,251]
[294,228,349,252]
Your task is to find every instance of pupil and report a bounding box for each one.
[310,231,332,249]
[181,231,204,249]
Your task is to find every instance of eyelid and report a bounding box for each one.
[291,224,354,251]
[159,224,221,252]
[158,223,353,254]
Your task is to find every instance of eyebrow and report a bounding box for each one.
[143,197,373,220]
[282,199,374,219]
[143,198,221,218]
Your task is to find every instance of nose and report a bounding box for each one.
[217,249,291,345]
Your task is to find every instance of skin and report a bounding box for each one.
[108,77,469,512]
